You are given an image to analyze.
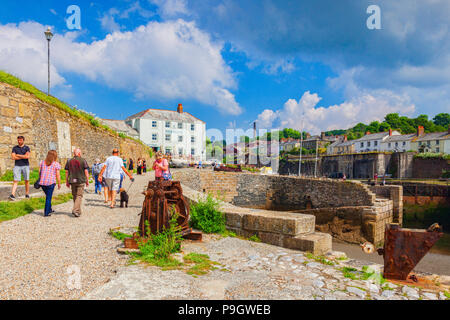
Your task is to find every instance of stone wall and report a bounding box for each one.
[412,158,449,179]
[369,185,403,225]
[174,169,397,245]
[181,182,332,255]
[0,82,151,174]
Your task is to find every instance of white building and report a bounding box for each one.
[125,104,206,160]
[353,130,401,153]
[380,133,416,152]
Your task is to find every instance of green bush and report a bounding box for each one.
[414,152,450,160]
[130,210,183,267]
[189,194,226,234]
[442,170,450,179]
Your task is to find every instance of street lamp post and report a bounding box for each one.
[44,27,54,95]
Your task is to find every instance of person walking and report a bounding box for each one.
[128,158,134,171]
[143,160,147,174]
[98,148,134,208]
[9,136,31,201]
[65,148,89,217]
[39,150,61,217]
[153,152,169,181]
[92,158,104,194]
[137,158,143,175]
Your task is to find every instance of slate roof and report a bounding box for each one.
[100,119,139,137]
[355,131,401,141]
[415,132,450,141]
[126,108,205,124]
[384,133,416,142]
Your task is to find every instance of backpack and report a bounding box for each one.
[93,163,102,175]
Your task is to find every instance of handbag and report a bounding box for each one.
[34,162,42,189]
[162,161,172,180]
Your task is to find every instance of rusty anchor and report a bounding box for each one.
[362,223,443,282]
[124,180,201,249]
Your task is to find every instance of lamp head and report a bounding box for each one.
[44,27,53,41]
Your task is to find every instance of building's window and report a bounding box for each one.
[395,142,398,147]
[436,147,440,153]
[191,148,195,155]
[360,142,364,148]
[165,134,171,141]
[403,141,406,146]
[178,148,183,156]
[388,143,391,148]
[191,124,195,131]
[152,121,157,128]
[374,141,378,146]
[152,133,157,141]
[178,136,183,142]
[178,122,183,129]
[436,140,439,145]
[427,141,431,146]
[165,148,172,155]
[191,136,195,143]
[368,141,371,147]
[165,121,171,128]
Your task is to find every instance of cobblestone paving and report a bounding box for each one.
[85,235,450,300]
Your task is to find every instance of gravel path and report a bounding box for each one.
[0,173,151,300]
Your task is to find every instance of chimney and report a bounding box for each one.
[321,132,326,140]
[389,128,392,136]
[343,135,348,142]
[306,133,311,139]
[366,131,371,135]
[177,103,183,113]
[417,126,424,136]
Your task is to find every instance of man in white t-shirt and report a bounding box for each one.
[98,148,134,208]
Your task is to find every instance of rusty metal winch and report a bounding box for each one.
[362,223,443,283]
[124,180,201,249]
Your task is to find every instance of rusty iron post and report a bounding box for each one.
[377,223,443,281]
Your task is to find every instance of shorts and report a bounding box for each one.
[13,166,30,181]
[105,178,120,191]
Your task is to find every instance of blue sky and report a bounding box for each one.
[0,0,448,137]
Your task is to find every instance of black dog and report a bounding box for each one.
[119,188,129,208]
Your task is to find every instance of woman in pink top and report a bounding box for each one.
[39,150,61,217]
[152,152,169,181]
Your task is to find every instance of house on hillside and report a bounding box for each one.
[327,136,355,154]
[410,126,450,154]
[353,129,401,153]
[302,132,337,151]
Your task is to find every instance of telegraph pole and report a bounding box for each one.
[298,112,305,177]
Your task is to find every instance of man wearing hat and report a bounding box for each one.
[98,148,134,208]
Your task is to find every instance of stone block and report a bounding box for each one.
[224,211,244,229]
[283,232,332,255]
[242,212,315,236]
[0,96,8,107]
[1,106,16,118]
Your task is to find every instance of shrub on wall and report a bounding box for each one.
[414,153,450,160]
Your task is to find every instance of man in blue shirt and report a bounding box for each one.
[10,136,31,201]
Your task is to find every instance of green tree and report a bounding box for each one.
[433,113,450,127]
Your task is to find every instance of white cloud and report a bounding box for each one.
[99,8,123,33]
[149,0,189,17]
[256,90,416,134]
[0,20,242,115]
[256,109,278,128]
